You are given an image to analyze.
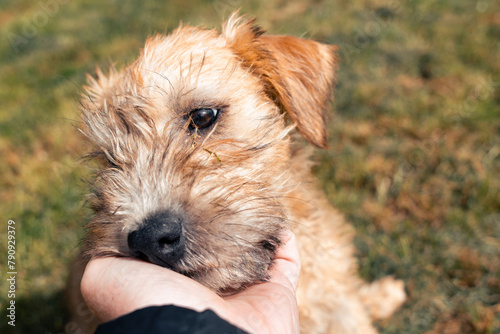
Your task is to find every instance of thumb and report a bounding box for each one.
[269,230,301,291]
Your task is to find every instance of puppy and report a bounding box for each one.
[67,13,405,334]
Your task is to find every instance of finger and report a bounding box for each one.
[269,230,301,290]
[81,257,224,322]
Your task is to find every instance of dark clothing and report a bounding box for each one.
[95,305,249,334]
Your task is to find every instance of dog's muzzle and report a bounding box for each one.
[127,210,186,268]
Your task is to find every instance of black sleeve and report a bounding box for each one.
[94,305,249,334]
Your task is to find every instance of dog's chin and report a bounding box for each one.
[129,251,178,271]
[184,263,272,296]
[128,250,274,295]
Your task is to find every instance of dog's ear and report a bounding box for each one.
[259,35,338,148]
[223,14,338,148]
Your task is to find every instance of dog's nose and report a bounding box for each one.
[127,210,186,268]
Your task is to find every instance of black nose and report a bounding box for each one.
[127,210,186,268]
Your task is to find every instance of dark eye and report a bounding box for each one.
[189,108,219,129]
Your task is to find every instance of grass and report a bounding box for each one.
[0,0,499,333]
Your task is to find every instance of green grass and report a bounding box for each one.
[0,0,499,333]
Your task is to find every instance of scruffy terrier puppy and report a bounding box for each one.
[67,13,405,334]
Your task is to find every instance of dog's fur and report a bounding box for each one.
[67,14,405,334]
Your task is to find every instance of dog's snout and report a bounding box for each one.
[127,210,186,268]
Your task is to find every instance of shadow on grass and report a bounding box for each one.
[1,288,68,334]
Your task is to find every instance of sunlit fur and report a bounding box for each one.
[67,13,405,334]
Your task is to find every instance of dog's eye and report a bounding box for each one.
[189,108,219,129]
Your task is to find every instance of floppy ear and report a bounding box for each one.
[222,15,338,148]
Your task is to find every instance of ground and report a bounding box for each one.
[0,0,499,333]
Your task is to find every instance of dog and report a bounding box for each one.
[67,13,405,334]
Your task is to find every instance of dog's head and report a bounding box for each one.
[80,13,337,294]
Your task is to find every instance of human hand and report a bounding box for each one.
[80,230,301,334]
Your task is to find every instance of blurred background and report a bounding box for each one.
[0,0,499,333]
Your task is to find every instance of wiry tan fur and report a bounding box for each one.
[67,13,405,334]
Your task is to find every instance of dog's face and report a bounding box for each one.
[81,14,337,294]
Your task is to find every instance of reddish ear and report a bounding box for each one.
[223,15,338,148]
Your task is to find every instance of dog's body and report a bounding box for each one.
[67,14,405,333]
